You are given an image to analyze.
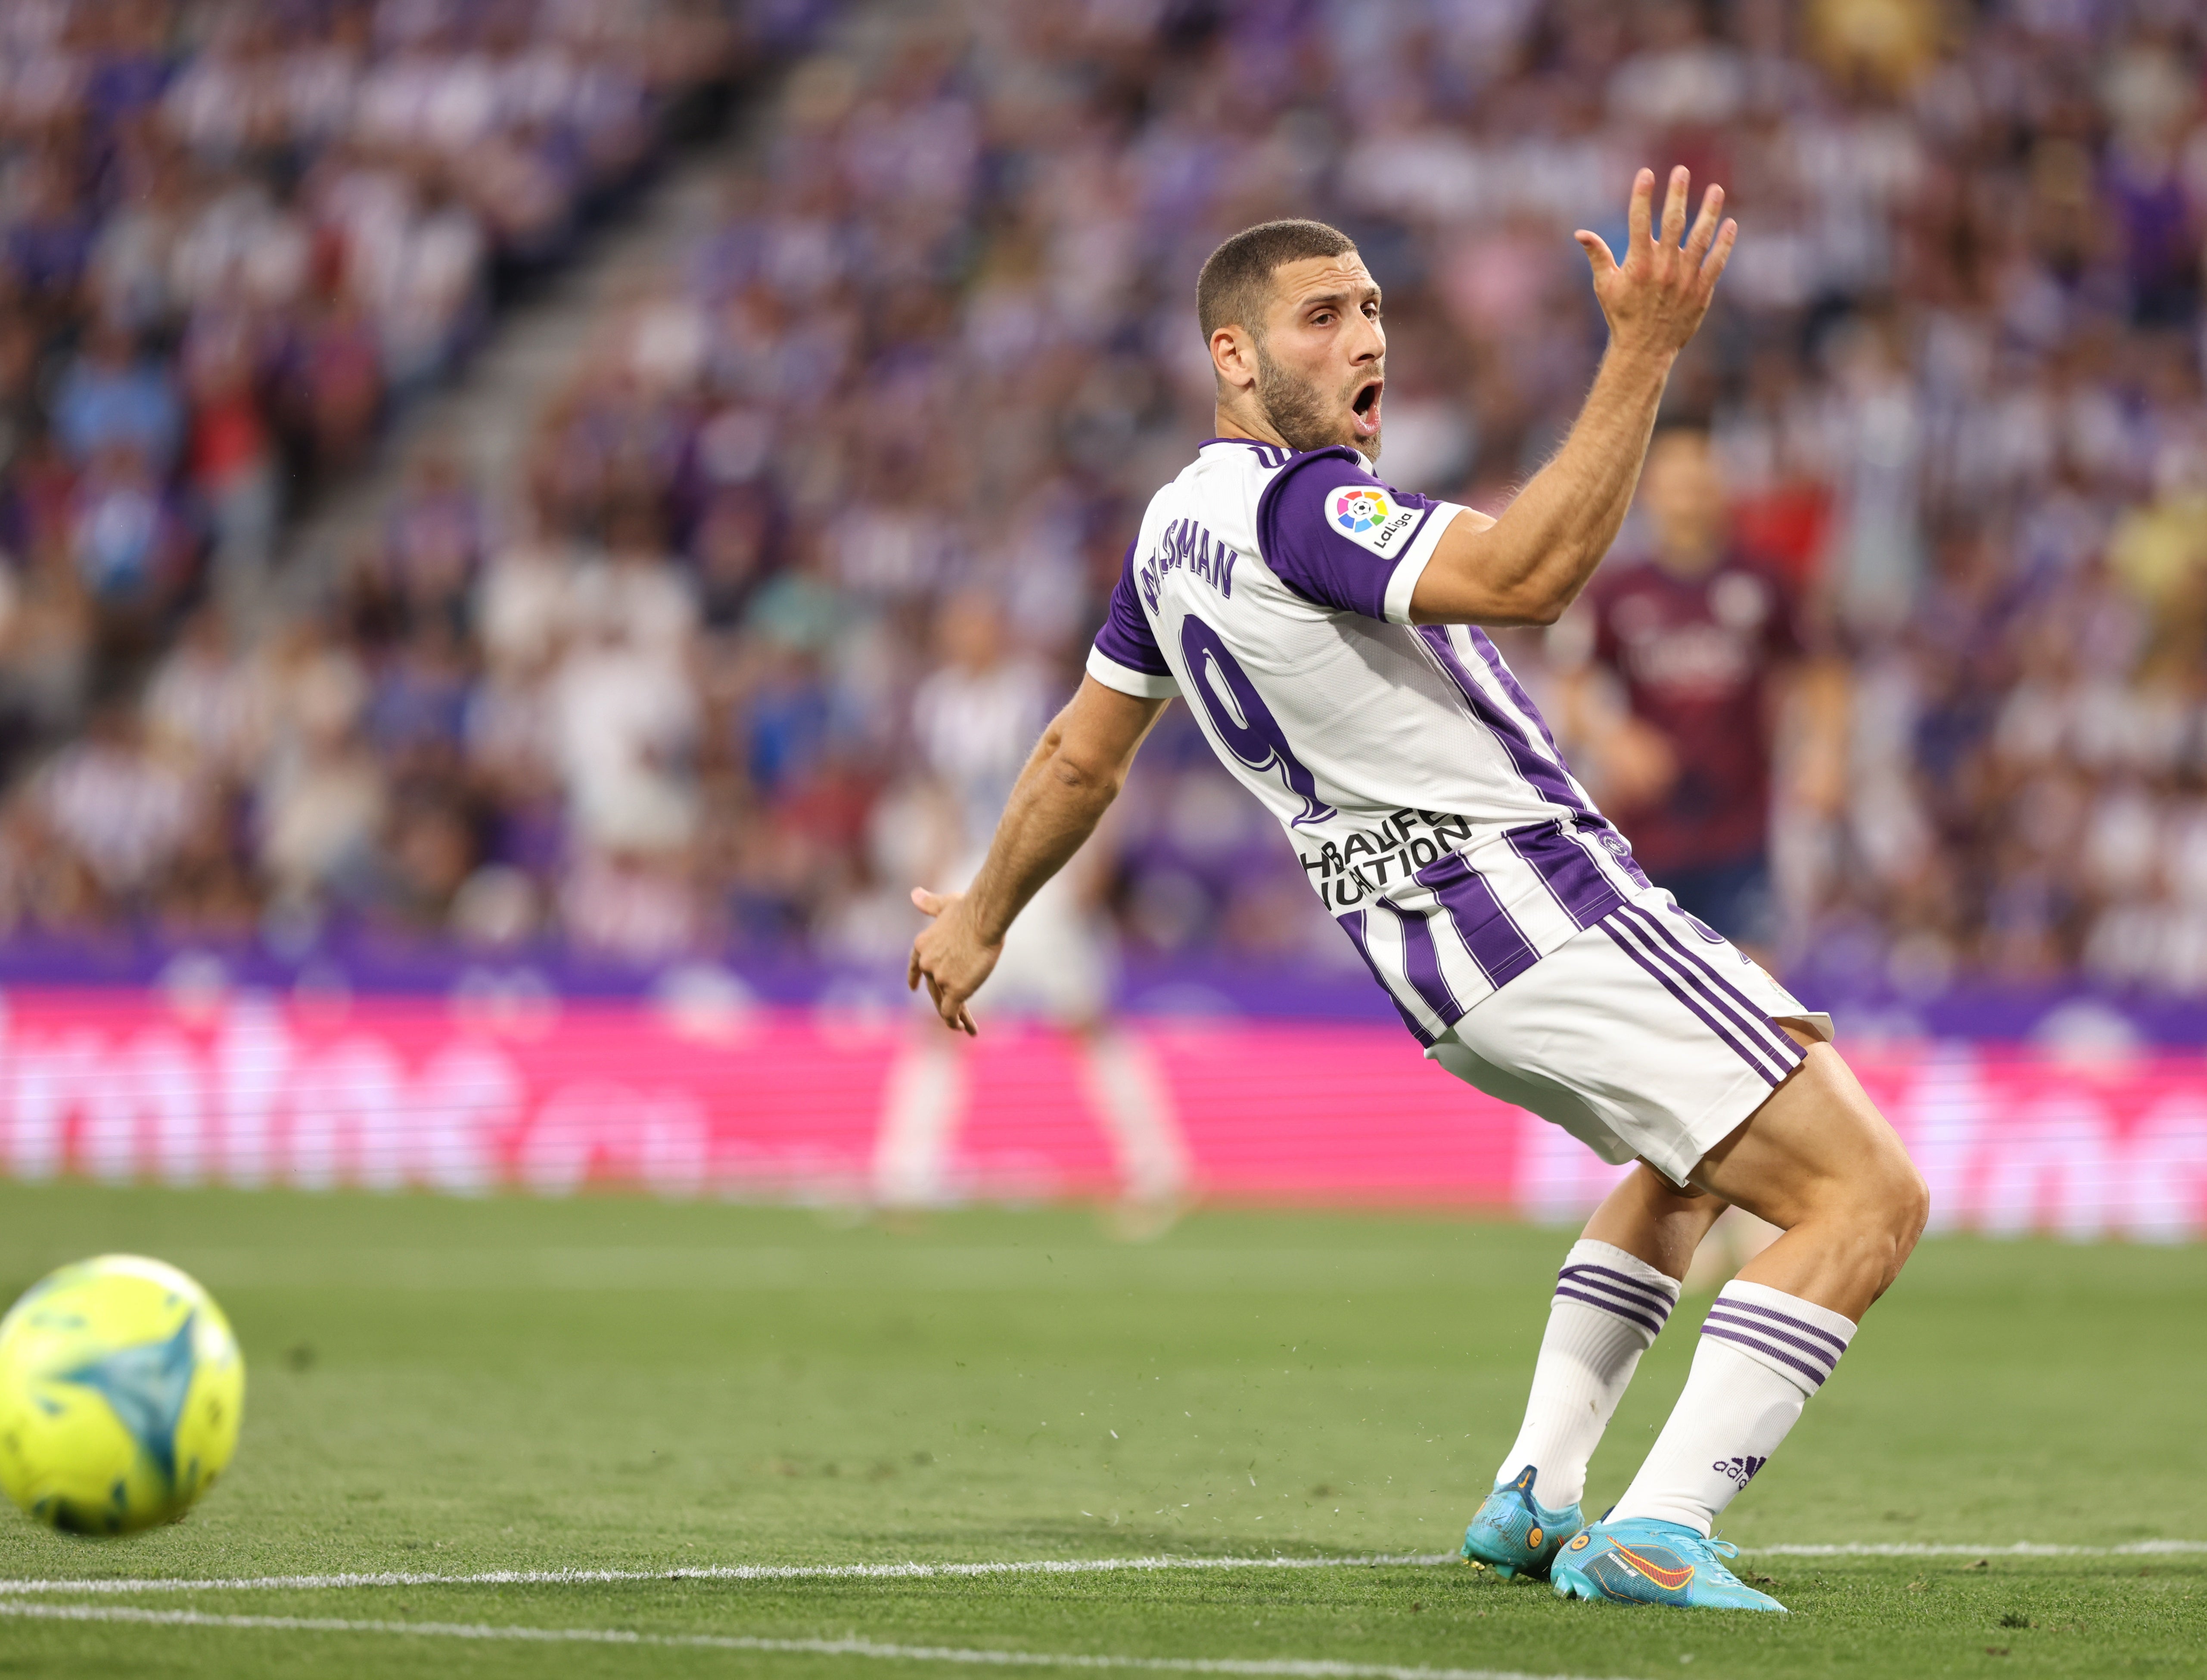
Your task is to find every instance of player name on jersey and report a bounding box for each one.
[1138,516,1236,607]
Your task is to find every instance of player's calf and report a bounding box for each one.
[1464,1176,1713,1581]
[1560,1041,1926,1609]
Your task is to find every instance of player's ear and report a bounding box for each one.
[1210,325,1257,393]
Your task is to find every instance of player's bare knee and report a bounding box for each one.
[1842,1154,1927,1297]
[1886,1159,1931,1271]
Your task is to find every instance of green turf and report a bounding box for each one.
[0,1182,2198,1678]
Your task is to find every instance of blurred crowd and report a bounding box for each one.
[0,0,755,773]
[7,0,2207,1002]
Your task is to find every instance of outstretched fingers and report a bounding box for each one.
[1575,229,1619,279]
[1683,184,1725,266]
[1624,167,1655,252]
[1700,217,1739,285]
[1659,165,1690,248]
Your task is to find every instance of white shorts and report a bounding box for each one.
[1425,887,1831,1187]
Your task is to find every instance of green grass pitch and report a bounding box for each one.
[0,1180,2199,1679]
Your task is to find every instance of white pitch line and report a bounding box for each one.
[0,1540,2199,1601]
[0,1599,1624,1680]
[1746,1541,2207,1558]
[0,1553,1455,1597]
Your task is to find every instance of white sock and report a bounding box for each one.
[1493,1239,1681,1509]
[1608,1279,1857,1536]
[1078,1031,1193,1205]
[872,1042,966,1207]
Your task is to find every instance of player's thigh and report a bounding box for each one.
[1684,1036,1925,1236]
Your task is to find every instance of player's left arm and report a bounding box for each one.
[908,676,1168,1035]
[1408,168,1736,628]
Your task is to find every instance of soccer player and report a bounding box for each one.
[878,588,1193,1229]
[1559,421,1847,960]
[907,169,1928,1613]
[1560,422,1850,1288]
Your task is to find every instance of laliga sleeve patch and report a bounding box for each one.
[1324,482,1425,560]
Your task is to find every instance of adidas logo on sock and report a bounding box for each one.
[1711,1454,1767,1484]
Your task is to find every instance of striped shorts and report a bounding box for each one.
[1424,886,1832,1187]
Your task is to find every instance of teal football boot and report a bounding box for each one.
[1460,1465,1582,1580]
[1551,1516,1786,1611]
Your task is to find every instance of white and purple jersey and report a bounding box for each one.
[1085,437,1650,1045]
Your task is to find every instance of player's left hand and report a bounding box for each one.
[1576,166,1737,360]
[908,888,998,1036]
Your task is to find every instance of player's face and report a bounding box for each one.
[1254,254,1386,459]
[1643,431,1726,573]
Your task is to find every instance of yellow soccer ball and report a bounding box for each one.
[0,1255,245,1536]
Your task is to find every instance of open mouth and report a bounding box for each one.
[1350,378,1383,440]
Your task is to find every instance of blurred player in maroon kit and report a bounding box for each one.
[1559,423,1846,960]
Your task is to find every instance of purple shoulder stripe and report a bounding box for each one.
[1256,447,1438,619]
[1091,536,1172,677]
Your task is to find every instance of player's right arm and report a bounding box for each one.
[907,676,1168,1035]
[1408,167,1738,629]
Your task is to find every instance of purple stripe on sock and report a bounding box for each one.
[1559,1263,1678,1316]
[1559,1280,1676,1330]
[1558,1280,1673,1328]
[1600,917,1784,1086]
[1555,1286,1671,1338]
[1619,904,1804,1071]
[1700,1322,1831,1388]
[1414,848,1538,991]
[1554,1286,1668,1339]
[1713,1296,1851,1358]
[1374,899,1461,1026]
[1507,820,1627,931]
[1336,908,1438,1046]
[1702,1309,1839,1376]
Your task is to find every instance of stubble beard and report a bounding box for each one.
[1254,339,1378,463]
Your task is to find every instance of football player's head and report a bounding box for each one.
[934,585,1005,674]
[1642,421,1725,574]
[1199,220,1385,461]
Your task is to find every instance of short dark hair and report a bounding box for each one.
[1196,219,1357,341]
[1650,413,1714,446]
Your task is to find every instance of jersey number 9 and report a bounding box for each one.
[1179,615,1337,829]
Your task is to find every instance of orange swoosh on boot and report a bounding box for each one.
[1611,1544,1695,1591]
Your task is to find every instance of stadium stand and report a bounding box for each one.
[5,0,2207,1013]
